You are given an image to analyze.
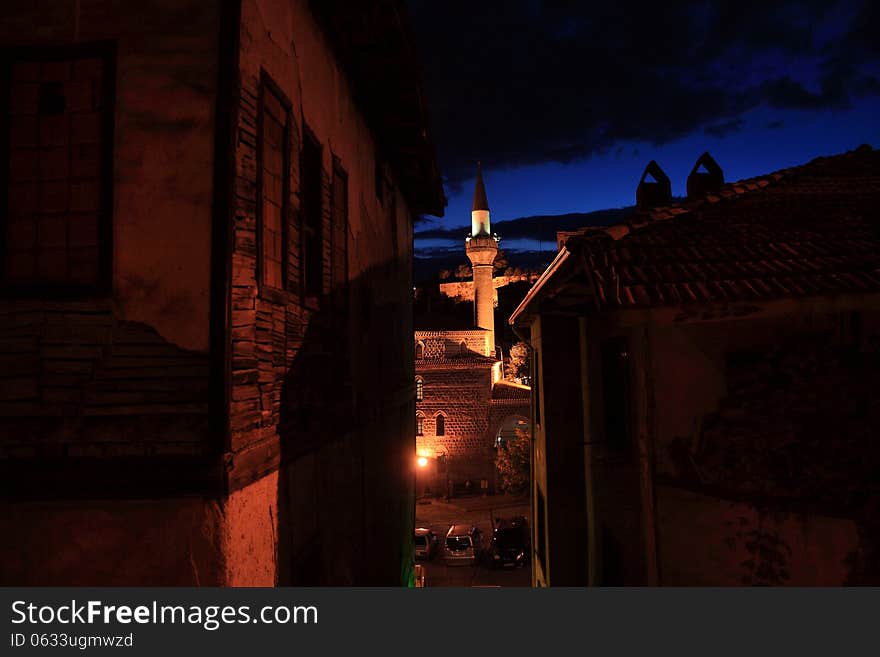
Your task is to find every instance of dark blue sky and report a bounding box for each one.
[408,1,880,258]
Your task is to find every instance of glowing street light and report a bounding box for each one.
[417,456,428,468]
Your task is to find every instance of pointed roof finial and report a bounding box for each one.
[472,162,489,212]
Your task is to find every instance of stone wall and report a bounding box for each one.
[415,329,491,358]
[647,302,880,583]
[657,485,859,586]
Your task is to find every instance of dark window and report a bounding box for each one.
[536,486,547,570]
[435,414,445,436]
[374,159,384,203]
[600,337,631,452]
[415,377,423,402]
[387,180,398,257]
[533,350,541,426]
[416,415,424,436]
[300,127,322,298]
[330,157,348,294]
[2,46,114,291]
[258,76,289,290]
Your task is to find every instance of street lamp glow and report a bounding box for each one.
[417,456,428,468]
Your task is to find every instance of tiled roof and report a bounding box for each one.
[491,381,531,400]
[563,145,880,310]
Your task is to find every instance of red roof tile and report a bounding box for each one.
[562,146,880,310]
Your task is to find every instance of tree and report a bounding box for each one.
[454,263,471,279]
[495,427,530,495]
[493,249,509,273]
[506,341,530,382]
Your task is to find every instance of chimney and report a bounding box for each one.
[636,161,672,210]
[687,152,724,199]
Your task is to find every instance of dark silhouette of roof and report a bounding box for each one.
[472,163,490,212]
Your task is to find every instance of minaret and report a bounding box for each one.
[466,164,498,356]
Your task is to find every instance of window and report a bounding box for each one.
[415,377,423,402]
[600,337,631,451]
[459,341,468,356]
[301,126,322,298]
[1,45,114,291]
[416,414,424,436]
[258,75,290,290]
[387,179,398,257]
[435,414,445,436]
[374,159,384,204]
[330,157,348,294]
[415,341,425,360]
[533,350,541,426]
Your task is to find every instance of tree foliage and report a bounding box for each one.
[495,427,530,495]
[506,341,530,382]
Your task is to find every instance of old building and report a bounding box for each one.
[0,0,444,586]
[415,167,530,496]
[511,146,880,586]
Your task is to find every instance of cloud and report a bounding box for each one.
[704,118,746,138]
[407,0,880,187]
[415,207,632,243]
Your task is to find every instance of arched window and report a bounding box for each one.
[415,341,425,360]
[435,414,445,436]
[416,413,424,436]
[415,376,424,402]
[459,341,468,356]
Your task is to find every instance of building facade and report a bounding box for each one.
[415,168,529,495]
[512,147,880,586]
[0,0,444,586]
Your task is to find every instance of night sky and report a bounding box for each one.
[408,0,880,261]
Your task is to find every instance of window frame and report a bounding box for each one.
[330,154,348,295]
[415,376,423,402]
[256,71,292,293]
[416,412,424,436]
[300,123,323,304]
[435,413,446,437]
[0,41,116,298]
[600,336,632,457]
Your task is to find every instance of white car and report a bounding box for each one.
[444,524,485,565]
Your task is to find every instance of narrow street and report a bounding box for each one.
[415,494,531,587]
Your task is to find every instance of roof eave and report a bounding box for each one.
[509,246,572,326]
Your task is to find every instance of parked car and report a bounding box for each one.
[489,516,530,568]
[444,524,485,565]
[414,527,440,560]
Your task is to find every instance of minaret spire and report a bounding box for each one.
[472,162,490,212]
[470,163,491,236]
[466,162,498,355]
